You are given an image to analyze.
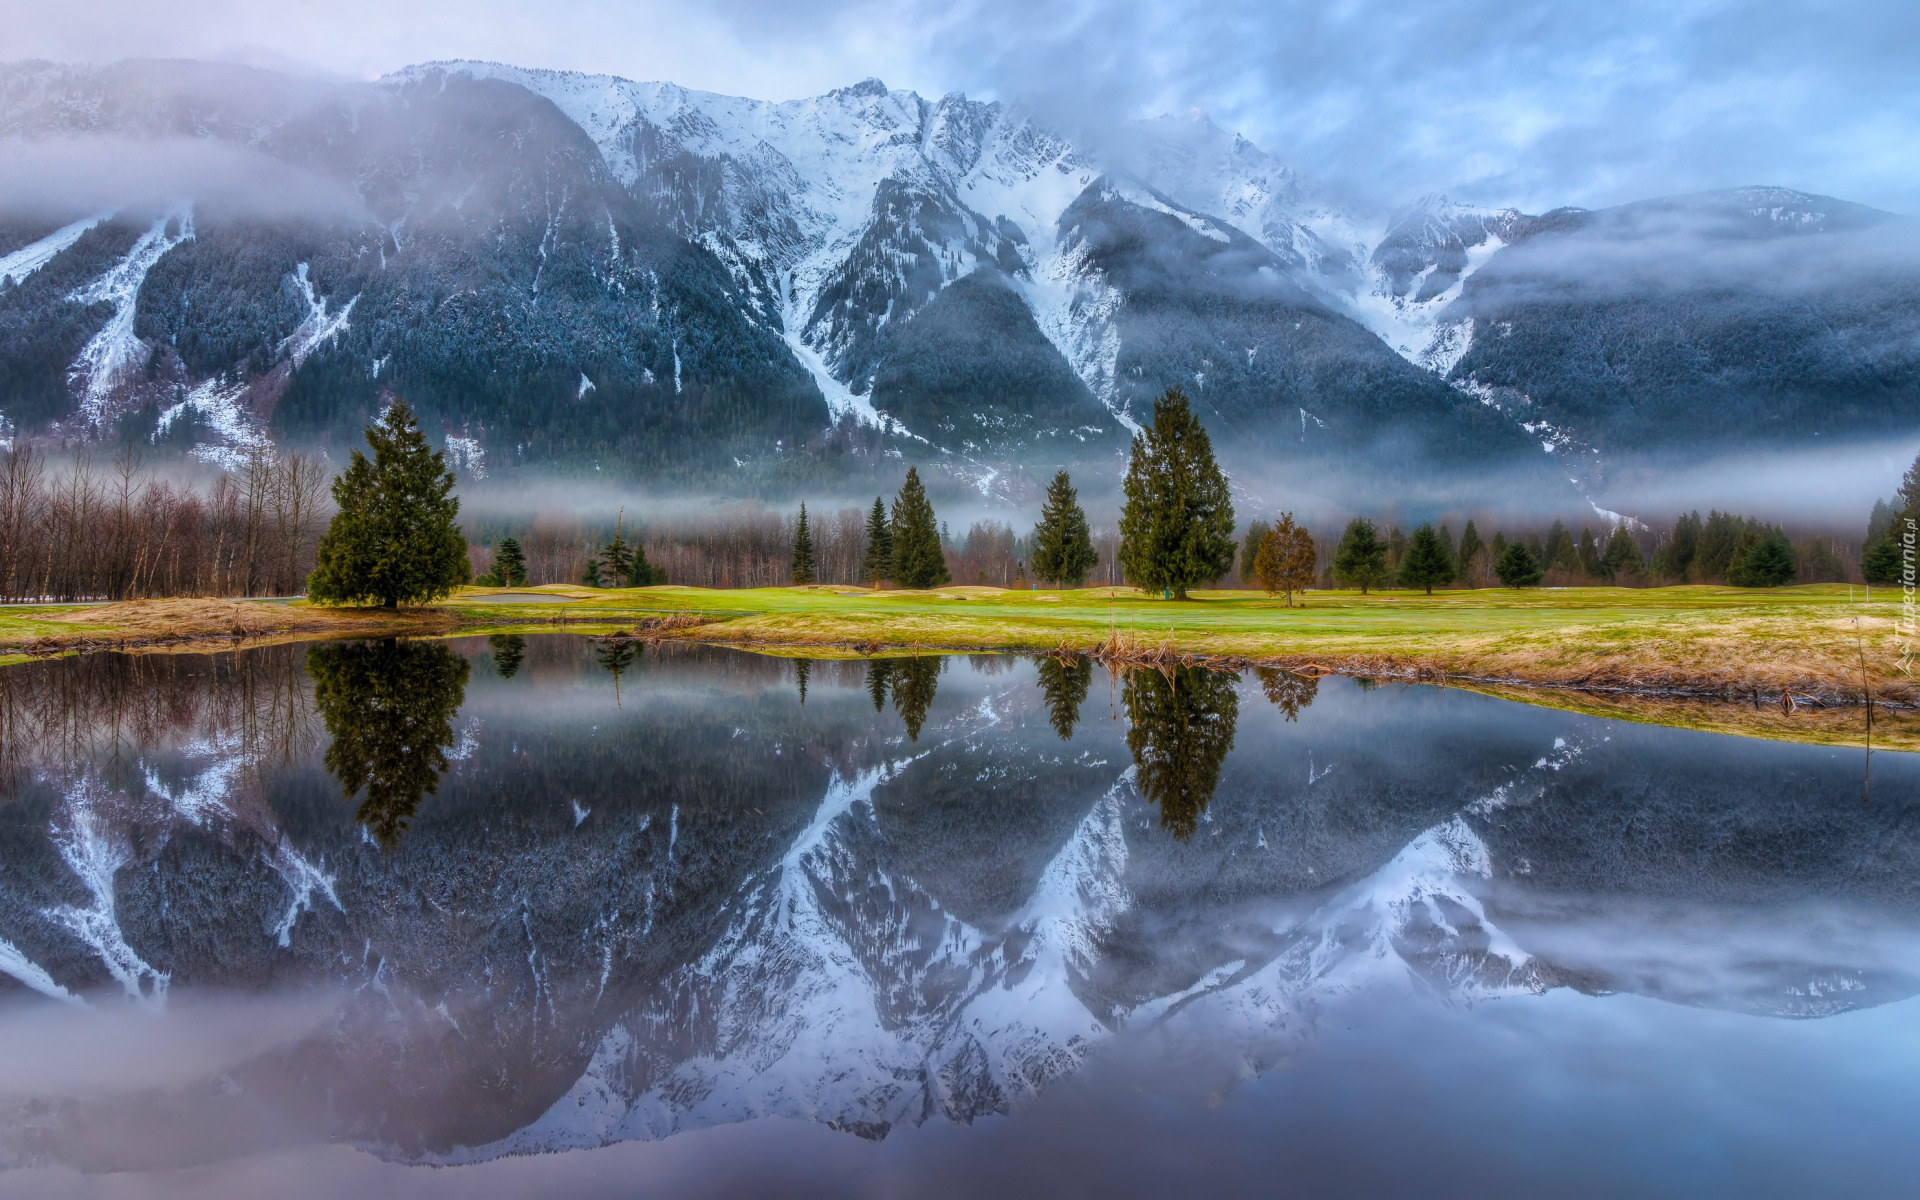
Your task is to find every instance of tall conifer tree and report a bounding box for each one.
[791,503,816,584]
[1456,520,1484,584]
[890,468,949,588]
[862,496,894,587]
[309,401,470,607]
[493,537,528,587]
[1030,470,1098,587]
[1397,523,1454,594]
[1332,518,1388,594]
[1118,389,1235,600]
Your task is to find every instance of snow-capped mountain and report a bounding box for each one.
[0,57,1912,502]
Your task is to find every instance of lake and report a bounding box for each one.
[0,636,1914,1198]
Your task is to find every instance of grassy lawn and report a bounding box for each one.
[0,583,1905,748]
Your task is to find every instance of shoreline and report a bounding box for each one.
[0,587,1908,750]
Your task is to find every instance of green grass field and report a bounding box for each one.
[0,583,1906,748]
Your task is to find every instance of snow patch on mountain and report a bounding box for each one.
[65,207,194,427]
[0,212,110,287]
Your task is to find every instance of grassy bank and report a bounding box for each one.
[2,583,1909,749]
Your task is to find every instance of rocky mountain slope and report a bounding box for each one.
[0,59,1911,507]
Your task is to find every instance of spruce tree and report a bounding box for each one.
[1602,525,1643,580]
[1240,520,1271,587]
[1729,528,1796,587]
[581,558,604,587]
[628,538,663,586]
[1495,540,1544,587]
[862,496,893,586]
[1117,388,1235,600]
[1578,528,1606,578]
[1456,520,1484,584]
[1332,517,1388,593]
[596,509,637,587]
[890,467,950,589]
[1397,523,1454,594]
[1030,470,1098,587]
[1862,536,1903,585]
[309,401,471,607]
[493,537,528,587]
[791,503,816,584]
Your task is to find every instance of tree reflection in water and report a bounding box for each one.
[488,635,527,679]
[1035,654,1094,740]
[794,658,811,705]
[597,637,640,704]
[1124,664,1239,841]
[866,657,941,741]
[1255,667,1318,722]
[307,639,471,847]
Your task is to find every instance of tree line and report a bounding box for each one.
[0,442,330,601]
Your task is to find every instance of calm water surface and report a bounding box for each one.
[0,636,1915,1198]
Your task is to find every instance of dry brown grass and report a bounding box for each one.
[27,598,456,651]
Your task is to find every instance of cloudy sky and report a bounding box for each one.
[2,0,1915,214]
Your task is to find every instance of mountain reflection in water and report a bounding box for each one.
[0,637,1914,1194]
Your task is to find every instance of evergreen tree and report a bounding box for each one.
[627,538,664,586]
[1253,512,1316,606]
[1602,525,1643,580]
[600,513,635,588]
[1438,523,1457,570]
[1867,498,1898,548]
[1491,530,1508,558]
[1652,511,1703,579]
[1240,520,1271,587]
[1544,520,1578,574]
[1030,470,1098,586]
[1577,528,1605,578]
[1397,523,1454,594]
[1495,540,1544,587]
[791,503,816,584]
[1862,536,1904,585]
[581,558,604,587]
[1696,510,1743,580]
[493,536,528,587]
[1332,517,1388,593]
[1385,525,1407,580]
[1728,527,1796,587]
[309,401,471,607]
[1118,389,1236,600]
[890,467,950,588]
[1456,520,1485,584]
[862,496,893,586]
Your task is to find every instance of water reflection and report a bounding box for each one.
[865,656,943,741]
[1256,667,1318,722]
[487,634,527,678]
[1035,655,1094,740]
[596,636,640,703]
[1122,665,1239,840]
[1,640,1917,1189]
[307,639,471,847]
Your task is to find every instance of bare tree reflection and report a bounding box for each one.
[307,640,470,848]
[0,647,320,799]
[1124,665,1239,841]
